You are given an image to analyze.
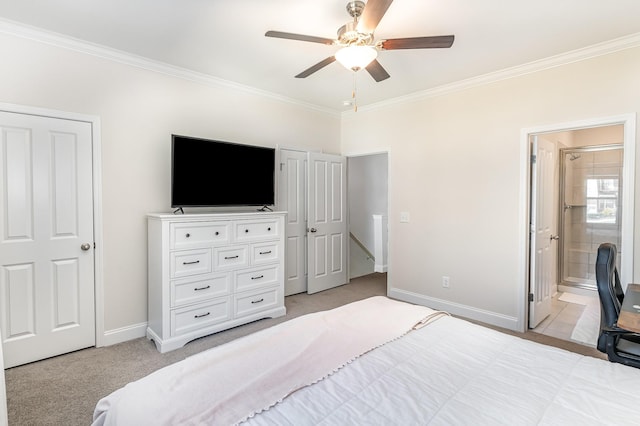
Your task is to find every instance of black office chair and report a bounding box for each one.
[595,242,640,368]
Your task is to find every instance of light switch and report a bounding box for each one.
[400,212,410,223]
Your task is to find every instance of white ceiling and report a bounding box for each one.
[2,0,640,112]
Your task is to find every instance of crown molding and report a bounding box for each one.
[0,18,340,117]
[344,32,640,116]
[3,18,639,119]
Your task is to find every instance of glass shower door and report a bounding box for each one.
[560,146,622,289]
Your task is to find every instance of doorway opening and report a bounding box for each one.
[347,152,389,286]
[520,114,635,338]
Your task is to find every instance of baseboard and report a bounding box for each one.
[100,322,148,347]
[374,264,388,273]
[558,284,598,297]
[388,287,520,331]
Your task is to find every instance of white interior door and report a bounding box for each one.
[277,149,307,295]
[0,111,95,368]
[529,136,556,328]
[307,152,348,294]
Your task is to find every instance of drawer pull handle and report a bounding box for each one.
[215,231,220,236]
[194,312,210,319]
[224,255,239,260]
[259,250,272,255]
[251,298,264,304]
[245,229,249,233]
[194,285,211,291]
[251,275,264,280]
[183,260,200,265]
[267,227,271,231]
[185,233,191,238]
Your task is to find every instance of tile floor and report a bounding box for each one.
[532,292,593,341]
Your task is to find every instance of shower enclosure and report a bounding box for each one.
[559,145,623,290]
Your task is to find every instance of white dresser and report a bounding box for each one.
[147,212,286,352]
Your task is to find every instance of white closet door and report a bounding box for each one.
[307,152,348,294]
[277,149,307,295]
[0,111,95,368]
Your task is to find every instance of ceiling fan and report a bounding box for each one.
[265,0,455,82]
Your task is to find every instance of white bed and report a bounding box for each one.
[93,297,640,425]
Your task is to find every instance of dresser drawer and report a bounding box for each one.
[171,274,231,307]
[170,249,212,278]
[234,287,280,317]
[171,297,232,336]
[236,265,279,292]
[170,222,230,249]
[250,242,280,265]
[234,219,280,243]
[213,246,248,270]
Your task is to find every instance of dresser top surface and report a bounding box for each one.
[148,211,286,221]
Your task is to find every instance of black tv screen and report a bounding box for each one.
[171,135,275,207]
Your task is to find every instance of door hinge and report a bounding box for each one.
[530,154,537,164]
[528,293,534,302]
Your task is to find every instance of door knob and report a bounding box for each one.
[550,235,560,241]
[309,228,317,233]
[81,243,92,251]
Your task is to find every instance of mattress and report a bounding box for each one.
[94,297,640,425]
[248,315,640,425]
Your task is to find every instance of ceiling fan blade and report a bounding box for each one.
[381,35,455,50]
[357,0,394,33]
[295,56,337,78]
[365,59,390,82]
[265,30,335,45]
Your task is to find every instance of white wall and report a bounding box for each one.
[0,32,340,337]
[572,125,624,147]
[2,26,640,341]
[341,46,640,329]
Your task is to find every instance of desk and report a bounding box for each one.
[618,283,640,333]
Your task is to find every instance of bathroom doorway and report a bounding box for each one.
[521,114,635,336]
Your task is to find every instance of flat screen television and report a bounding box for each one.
[171,135,275,208]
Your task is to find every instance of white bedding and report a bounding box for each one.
[248,314,640,425]
[93,297,438,425]
[94,297,640,425]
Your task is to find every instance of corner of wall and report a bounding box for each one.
[100,322,148,347]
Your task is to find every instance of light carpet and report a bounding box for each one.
[559,292,600,347]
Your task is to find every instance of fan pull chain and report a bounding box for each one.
[352,72,358,112]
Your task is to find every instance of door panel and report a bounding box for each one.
[52,132,80,236]
[307,152,347,294]
[4,263,35,339]
[529,136,556,328]
[52,258,81,328]
[3,127,33,240]
[0,111,95,368]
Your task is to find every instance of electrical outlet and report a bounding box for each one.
[442,276,450,288]
[400,212,410,223]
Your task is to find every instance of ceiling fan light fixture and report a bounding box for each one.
[335,45,377,71]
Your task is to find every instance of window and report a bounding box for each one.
[586,177,618,224]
